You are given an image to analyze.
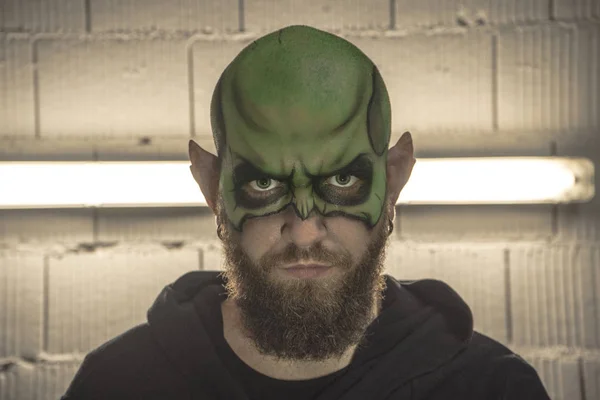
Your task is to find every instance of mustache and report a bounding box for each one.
[257,241,353,271]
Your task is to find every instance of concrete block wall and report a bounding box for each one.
[0,0,599,399]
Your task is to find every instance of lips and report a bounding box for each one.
[284,263,329,269]
[281,263,333,278]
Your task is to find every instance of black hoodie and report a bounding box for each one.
[61,271,550,399]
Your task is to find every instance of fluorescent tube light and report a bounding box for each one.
[398,157,594,204]
[0,158,594,209]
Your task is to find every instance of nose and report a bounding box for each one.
[283,207,327,249]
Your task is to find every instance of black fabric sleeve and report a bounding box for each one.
[59,354,100,400]
[489,354,551,400]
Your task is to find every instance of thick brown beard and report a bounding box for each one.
[218,199,390,362]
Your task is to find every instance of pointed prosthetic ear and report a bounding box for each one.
[189,139,220,214]
[386,131,416,212]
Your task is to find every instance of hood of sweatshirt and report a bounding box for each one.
[147,271,474,400]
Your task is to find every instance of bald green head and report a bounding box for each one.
[211,25,392,231]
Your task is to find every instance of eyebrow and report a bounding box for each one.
[232,159,291,187]
[307,153,373,180]
[232,153,373,186]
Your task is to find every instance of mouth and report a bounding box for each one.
[280,263,333,279]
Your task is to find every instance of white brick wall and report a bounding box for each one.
[394,0,550,28]
[351,32,494,136]
[36,37,191,138]
[1,1,599,399]
[191,39,250,136]
[583,355,600,400]
[244,0,390,33]
[398,204,554,241]
[46,249,199,354]
[0,360,82,400]
[96,208,217,242]
[555,0,600,20]
[386,242,509,344]
[0,35,35,138]
[497,22,600,136]
[510,244,600,348]
[0,253,44,359]
[0,0,86,33]
[90,0,240,33]
[0,210,95,244]
[532,355,582,400]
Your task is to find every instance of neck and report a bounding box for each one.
[221,294,382,381]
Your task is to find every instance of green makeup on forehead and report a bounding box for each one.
[211,25,392,232]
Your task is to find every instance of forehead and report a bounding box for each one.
[223,100,375,175]
[228,129,375,181]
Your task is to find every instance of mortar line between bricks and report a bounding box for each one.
[504,248,513,344]
[578,357,588,400]
[550,141,558,238]
[32,39,41,139]
[93,208,99,241]
[590,249,600,349]
[239,0,245,32]
[491,34,498,132]
[84,0,92,33]
[20,23,565,42]
[551,206,558,238]
[43,256,49,353]
[187,42,196,138]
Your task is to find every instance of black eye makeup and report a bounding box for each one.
[232,160,290,189]
[313,154,373,206]
[231,153,373,208]
[232,160,290,209]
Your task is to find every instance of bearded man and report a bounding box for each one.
[62,25,550,400]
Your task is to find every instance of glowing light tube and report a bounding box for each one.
[0,158,594,209]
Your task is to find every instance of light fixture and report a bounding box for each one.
[0,157,594,209]
[399,157,594,204]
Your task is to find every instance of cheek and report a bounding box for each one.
[327,219,371,261]
[239,219,279,260]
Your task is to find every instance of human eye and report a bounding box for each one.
[247,177,284,193]
[325,174,360,188]
[315,172,370,206]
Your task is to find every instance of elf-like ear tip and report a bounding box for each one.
[399,131,412,144]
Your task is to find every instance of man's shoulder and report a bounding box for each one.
[61,323,187,399]
[458,331,550,399]
[466,331,537,374]
[81,323,159,371]
[468,331,513,355]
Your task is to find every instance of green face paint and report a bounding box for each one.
[211,25,391,232]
